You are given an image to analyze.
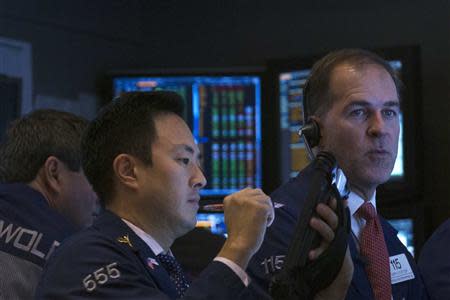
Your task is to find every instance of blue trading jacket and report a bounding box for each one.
[36,210,250,299]
[0,183,75,299]
[246,164,428,300]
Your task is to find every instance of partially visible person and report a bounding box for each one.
[246,49,427,300]
[0,109,98,299]
[36,91,352,299]
[418,219,450,299]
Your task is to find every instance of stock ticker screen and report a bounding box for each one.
[113,75,262,197]
[196,213,227,237]
[278,61,404,183]
[388,218,414,256]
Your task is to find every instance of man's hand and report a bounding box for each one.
[217,188,274,270]
[310,198,353,300]
[308,198,339,260]
[314,247,353,300]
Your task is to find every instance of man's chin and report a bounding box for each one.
[363,172,393,187]
[347,170,392,192]
[179,218,198,235]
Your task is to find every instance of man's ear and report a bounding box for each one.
[112,154,139,190]
[308,115,324,151]
[41,156,64,194]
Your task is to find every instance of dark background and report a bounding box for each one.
[0,0,449,248]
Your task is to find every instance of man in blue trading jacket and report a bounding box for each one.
[0,110,98,299]
[418,219,450,299]
[36,91,353,299]
[247,49,428,300]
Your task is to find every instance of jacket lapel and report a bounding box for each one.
[95,211,179,299]
[131,236,179,300]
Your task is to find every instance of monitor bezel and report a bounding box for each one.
[99,67,271,202]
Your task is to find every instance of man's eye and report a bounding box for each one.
[349,109,366,117]
[178,158,190,165]
[383,109,398,118]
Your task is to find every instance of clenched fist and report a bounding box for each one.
[217,188,274,269]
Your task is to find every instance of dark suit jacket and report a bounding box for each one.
[346,217,427,299]
[246,164,428,300]
[35,210,247,299]
[418,219,450,300]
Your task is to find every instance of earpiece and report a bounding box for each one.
[298,121,320,148]
[298,78,321,154]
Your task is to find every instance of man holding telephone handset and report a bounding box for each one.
[36,91,352,299]
[247,49,428,300]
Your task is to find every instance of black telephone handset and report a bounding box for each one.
[298,119,321,160]
[299,119,348,197]
[269,120,351,300]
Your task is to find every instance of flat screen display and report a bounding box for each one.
[196,213,227,237]
[388,218,414,256]
[113,75,262,197]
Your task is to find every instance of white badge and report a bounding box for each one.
[389,253,415,284]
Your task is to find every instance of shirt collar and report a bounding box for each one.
[347,189,377,217]
[121,218,166,256]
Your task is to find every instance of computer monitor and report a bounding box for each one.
[111,73,263,199]
[196,213,227,237]
[388,218,415,256]
[0,75,21,142]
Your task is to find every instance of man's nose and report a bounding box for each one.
[367,111,387,137]
[191,164,207,189]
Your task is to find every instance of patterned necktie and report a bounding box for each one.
[358,202,392,300]
[157,253,190,298]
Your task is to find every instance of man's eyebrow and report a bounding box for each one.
[344,100,370,109]
[175,144,203,160]
[345,100,400,108]
[182,144,194,154]
[384,100,400,107]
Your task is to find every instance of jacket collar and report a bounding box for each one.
[93,210,179,299]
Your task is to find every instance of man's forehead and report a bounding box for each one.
[332,61,387,73]
[330,62,393,83]
[329,64,398,101]
[152,113,201,155]
[173,143,200,154]
[154,114,193,138]
[154,133,199,152]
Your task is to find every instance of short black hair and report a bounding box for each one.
[304,48,403,119]
[0,109,88,183]
[82,91,184,205]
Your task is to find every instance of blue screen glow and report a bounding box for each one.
[113,75,262,197]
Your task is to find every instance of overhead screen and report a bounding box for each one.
[388,218,414,256]
[112,75,262,198]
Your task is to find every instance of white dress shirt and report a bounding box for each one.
[122,219,250,286]
[347,190,377,244]
[347,191,394,299]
